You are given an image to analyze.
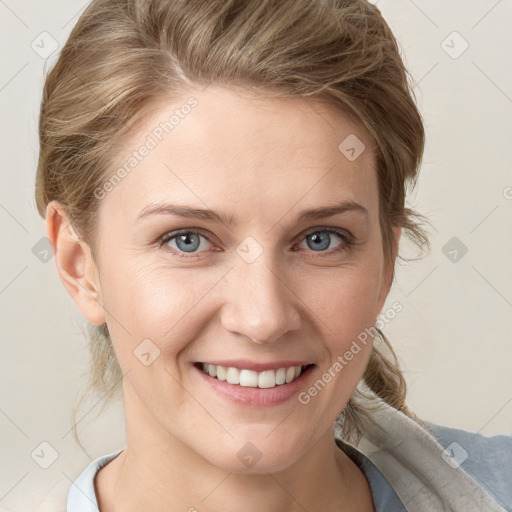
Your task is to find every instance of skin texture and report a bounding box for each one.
[47,86,401,511]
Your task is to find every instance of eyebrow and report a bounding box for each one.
[136,199,369,226]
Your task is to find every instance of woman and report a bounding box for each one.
[34,0,511,511]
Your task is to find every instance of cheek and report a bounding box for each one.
[303,261,384,336]
[100,260,220,366]
[100,241,384,372]
[299,259,383,391]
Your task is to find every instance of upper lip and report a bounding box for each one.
[196,360,315,372]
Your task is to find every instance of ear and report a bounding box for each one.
[376,225,402,313]
[46,200,106,325]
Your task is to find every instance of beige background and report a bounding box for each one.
[0,0,511,509]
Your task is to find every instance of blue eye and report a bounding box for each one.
[157,227,353,259]
[301,230,345,252]
[294,228,354,257]
[158,230,212,256]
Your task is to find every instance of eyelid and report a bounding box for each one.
[299,225,353,241]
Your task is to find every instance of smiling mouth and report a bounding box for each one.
[194,362,315,389]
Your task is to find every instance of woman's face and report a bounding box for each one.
[74,86,399,472]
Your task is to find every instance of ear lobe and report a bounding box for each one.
[46,200,106,325]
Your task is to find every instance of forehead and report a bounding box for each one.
[100,86,378,222]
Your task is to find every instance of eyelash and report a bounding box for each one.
[156,227,355,260]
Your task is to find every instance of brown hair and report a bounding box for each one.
[35,0,432,449]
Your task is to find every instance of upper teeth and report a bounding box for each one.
[201,363,304,388]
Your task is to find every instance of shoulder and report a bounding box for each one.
[425,421,512,509]
[27,449,123,512]
[66,449,123,511]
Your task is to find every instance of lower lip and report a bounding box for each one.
[193,364,315,407]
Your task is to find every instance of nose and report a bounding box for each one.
[220,255,301,344]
